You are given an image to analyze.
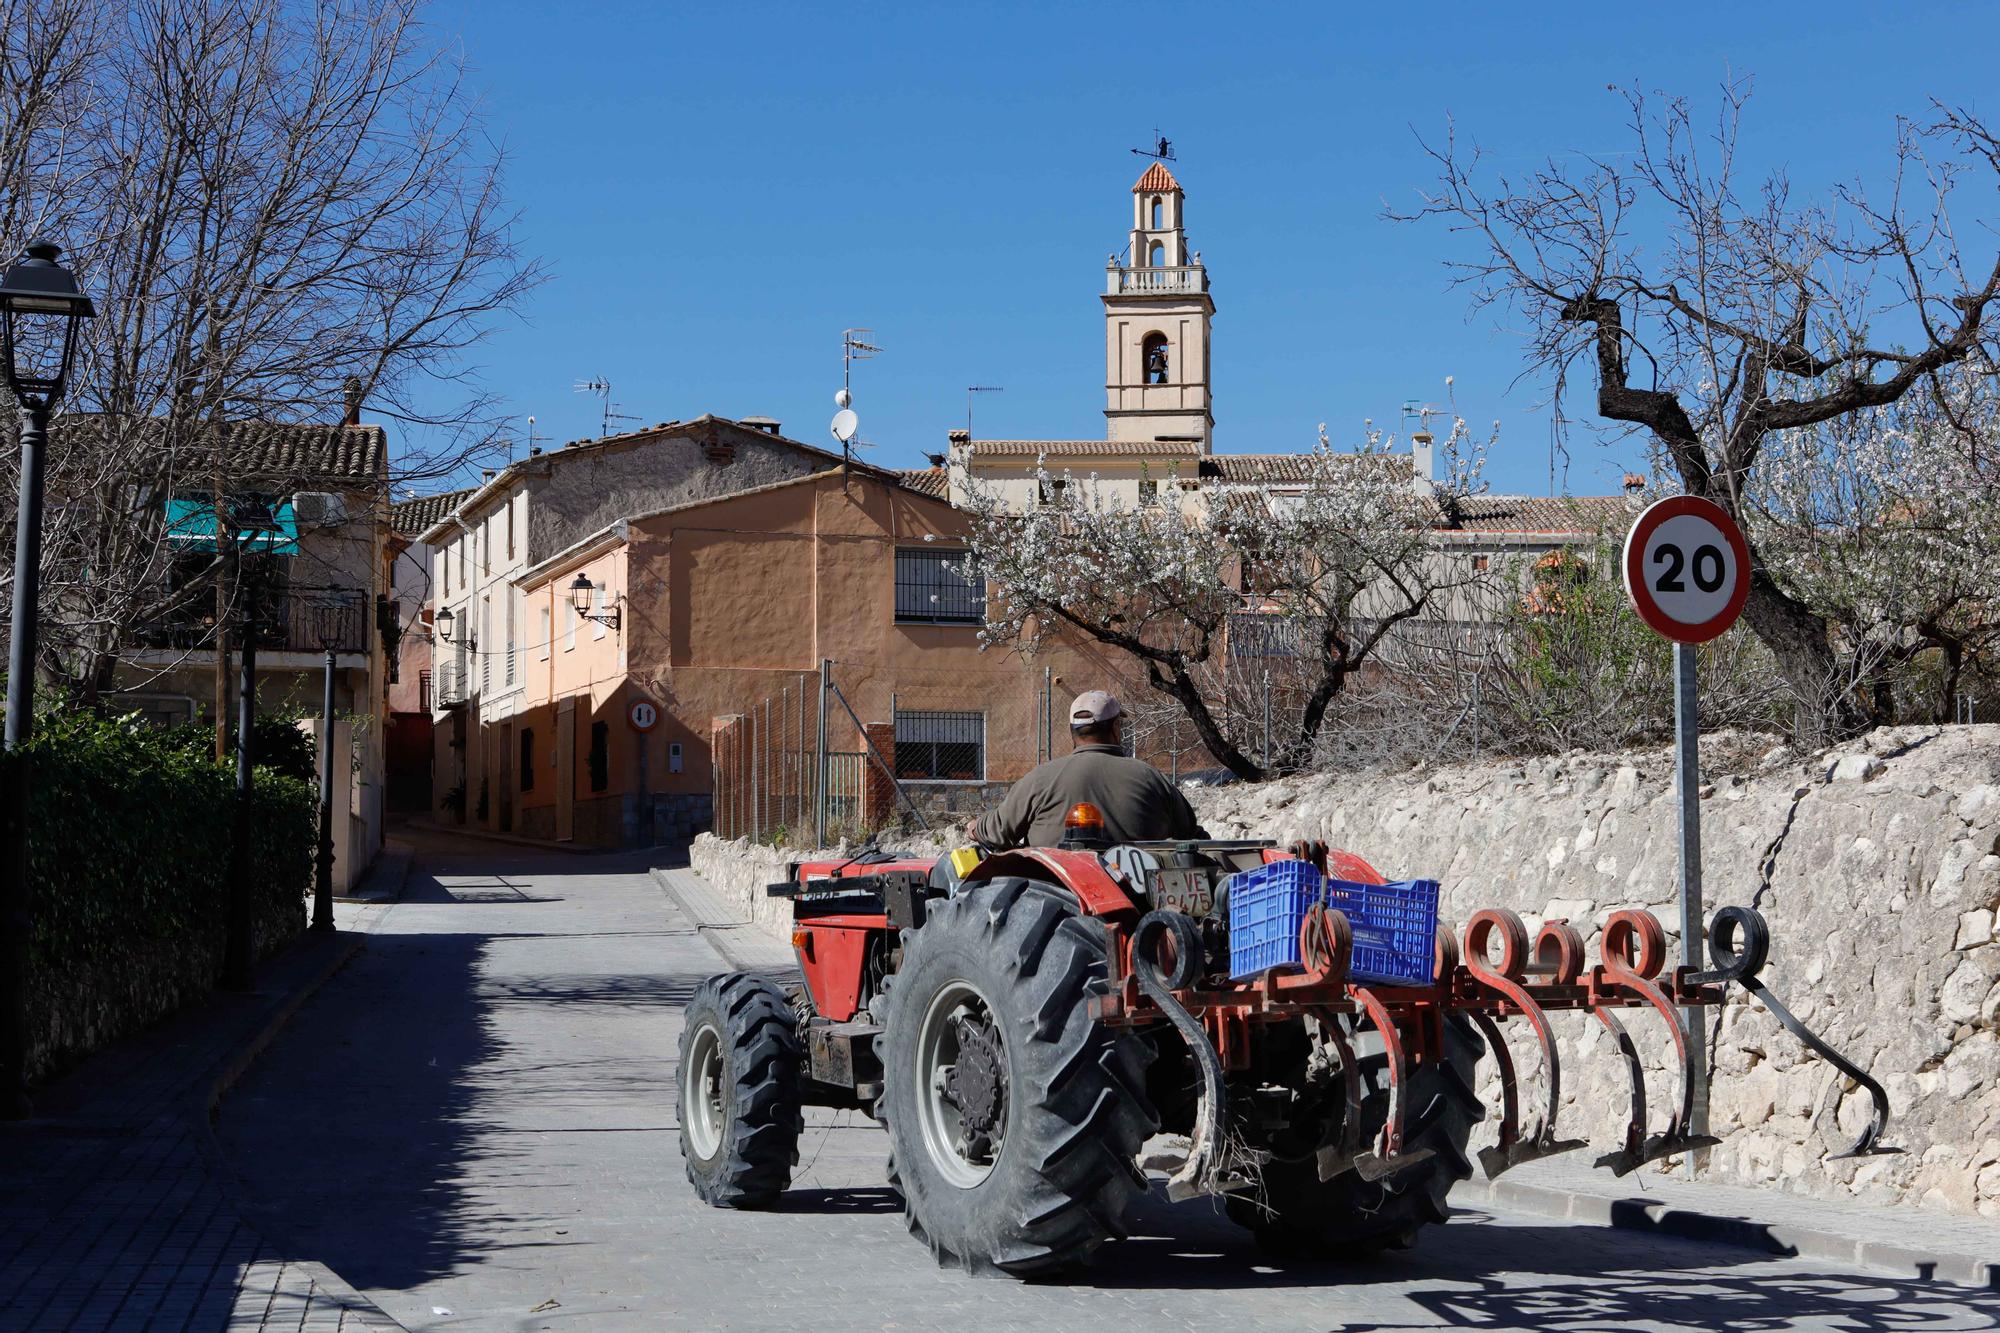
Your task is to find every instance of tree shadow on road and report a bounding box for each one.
[213,852,716,1299]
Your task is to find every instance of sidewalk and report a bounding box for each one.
[1461,1158,2000,1290]
[0,852,413,1331]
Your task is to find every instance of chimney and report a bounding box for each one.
[947,429,970,449]
[738,415,782,435]
[481,468,497,482]
[1623,472,1647,508]
[1411,429,1435,494]
[341,376,364,427]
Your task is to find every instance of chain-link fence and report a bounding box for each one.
[712,660,1061,846]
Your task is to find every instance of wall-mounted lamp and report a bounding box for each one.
[568,573,621,630]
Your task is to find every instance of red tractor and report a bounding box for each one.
[676,806,1891,1276]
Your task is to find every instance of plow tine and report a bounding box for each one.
[1349,986,1434,1182]
[1312,1006,1368,1182]
[1465,912,1586,1178]
[1692,907,1901,1160]
[1592,911,1721,1175]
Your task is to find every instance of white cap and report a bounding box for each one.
[1069,690,1122,727]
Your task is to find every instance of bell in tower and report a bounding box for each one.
[1103,162,1214,446]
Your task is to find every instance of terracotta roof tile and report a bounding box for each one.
[1133,162,1180,194]
[1438,494,1639,535]
[1200,453,1414,485]
[391,487,474,536]
[896,467,951,498]
[967,439,1204,459]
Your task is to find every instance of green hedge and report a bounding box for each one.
[7,709,315,1081]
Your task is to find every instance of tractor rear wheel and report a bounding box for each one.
[875,877,1158,1276]
[678,973,805,1208]
[1227,1014,1484,1255]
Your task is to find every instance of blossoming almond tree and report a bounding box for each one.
[958,419,1493,780]
[1754,372,2000,725]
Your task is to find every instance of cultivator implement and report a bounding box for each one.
[1097,848,1899,1200]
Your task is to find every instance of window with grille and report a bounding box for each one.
[895,548,984,624]
[894,710,985,781]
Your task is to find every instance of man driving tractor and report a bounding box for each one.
[970,690,1208,848]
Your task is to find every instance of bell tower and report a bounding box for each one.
[1103,162,1214,445]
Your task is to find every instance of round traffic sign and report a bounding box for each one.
[628,699,659,733]
[1621,495,1751,644]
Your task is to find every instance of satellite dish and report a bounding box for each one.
[834,387,852,409]
[831,408,859,443]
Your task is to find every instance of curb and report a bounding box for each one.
[1460,1175,2000,1291]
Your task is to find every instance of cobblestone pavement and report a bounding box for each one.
[0,890,402,1332]
[215,837,2000,1332]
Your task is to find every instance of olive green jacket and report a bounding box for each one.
[972,744,1208,849]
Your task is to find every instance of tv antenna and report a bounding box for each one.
[574,377,640,438]
[833,329,881,469]
[966,385,1003,437]
[523,414,546,456]
[1131,133,1176,163]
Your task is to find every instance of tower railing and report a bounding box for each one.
[1108,265,1207,295]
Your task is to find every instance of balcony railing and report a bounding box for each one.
[134,583,371,654]
[1107,265,1207,296]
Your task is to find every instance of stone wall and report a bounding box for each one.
[1190,724,2000,1217]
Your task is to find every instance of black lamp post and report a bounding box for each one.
[309,594,350,933]
[220,501,281,991]
[0,241,94,1118]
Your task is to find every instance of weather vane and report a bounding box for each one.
[1131,133,1175,162]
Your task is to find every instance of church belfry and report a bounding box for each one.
[1104,162,1213,445]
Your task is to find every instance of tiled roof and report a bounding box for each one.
[1439,494,1639,536]
[221,421,387,481]
[1133,162,1180,194]
[1200,453,1415,485]
[896,467,951,498]
[391,487,474,536]
[52,415,388,484]
[966,439,1205,459]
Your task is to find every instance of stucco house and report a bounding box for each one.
[412,414,916,832]
[110,411,395,889]
[491,466,1117,847]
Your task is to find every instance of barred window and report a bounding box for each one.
[1228,612,1309,658]
[895,548,984,624]
[894,710,985,781]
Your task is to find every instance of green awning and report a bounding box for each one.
[164,497,300,554]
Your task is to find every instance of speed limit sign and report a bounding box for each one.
[1622,496,1751,644]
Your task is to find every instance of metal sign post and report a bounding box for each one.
[1671,640,1706,1175]
[1622,494,1751,1179]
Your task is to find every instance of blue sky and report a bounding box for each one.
[415,0,2000,498]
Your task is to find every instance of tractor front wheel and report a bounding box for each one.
[678,973,805,1208]
[876,878,1157,1276]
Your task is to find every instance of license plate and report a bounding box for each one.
[1153,868,1213,917]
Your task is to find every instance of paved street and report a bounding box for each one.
[216,832,2000,1332]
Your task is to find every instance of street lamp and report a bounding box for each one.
[568,573,620,630]
[308,594,353,934]
[220,500,283,991]
[0,240,94,1119]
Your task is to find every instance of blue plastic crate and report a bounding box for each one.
[1323,877,1439,986]
[1225,860,1326,979]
